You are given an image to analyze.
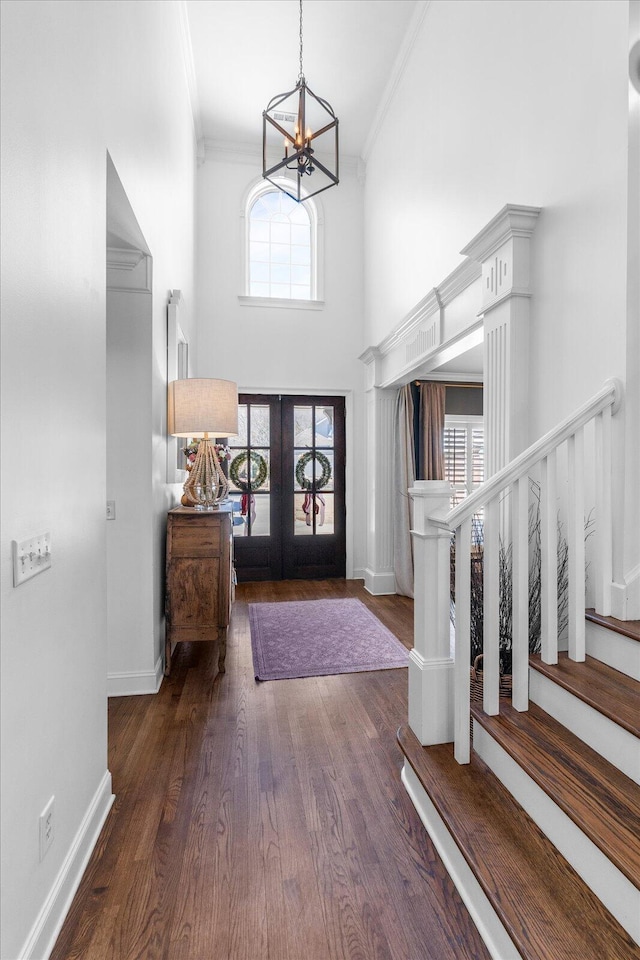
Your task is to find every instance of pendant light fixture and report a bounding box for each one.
[262,0,339,203]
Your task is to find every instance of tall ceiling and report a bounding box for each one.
[184,0,419,159]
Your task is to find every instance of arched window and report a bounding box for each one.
[242,181,323,306]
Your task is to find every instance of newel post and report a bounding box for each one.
[408,480,454,745]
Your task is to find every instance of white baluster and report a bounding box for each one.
[568,428,586,660]
[454,517,472,764]
[483,497,500,716]
[541,450,558,664]
[595,406,613,616]
[512,475,529,711]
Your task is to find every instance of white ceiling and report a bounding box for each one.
[184,0,419,159]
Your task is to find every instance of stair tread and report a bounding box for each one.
[586,609,640,642]
[530,652,640,737]
[398,725,640,960]
[471,700,640,888]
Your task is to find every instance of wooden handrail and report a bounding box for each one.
[431,378,622,531]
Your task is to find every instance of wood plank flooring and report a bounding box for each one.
[50,580,490,960]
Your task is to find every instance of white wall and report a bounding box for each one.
[0,1,196,956]
[195,153,367,576]
[106,284,157,692]
[364,0,630,442]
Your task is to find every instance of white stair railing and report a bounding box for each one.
[431,380,622,765]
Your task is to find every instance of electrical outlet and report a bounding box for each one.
[12,532,51,586]
[106,500,116,520]
[39,796,55,861]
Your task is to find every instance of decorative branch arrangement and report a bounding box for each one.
[451,480,594,671]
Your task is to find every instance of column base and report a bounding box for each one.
[408,650,455,745]
[363,567,396,596]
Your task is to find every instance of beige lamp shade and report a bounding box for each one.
[168,378,238,438]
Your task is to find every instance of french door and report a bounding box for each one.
[227,394,346,581]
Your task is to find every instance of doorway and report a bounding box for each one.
[229,394,346,581]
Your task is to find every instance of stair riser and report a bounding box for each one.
[529,669,640,784]
[473,723,640,944]
[586,621,640,680]
[401,761,522,960]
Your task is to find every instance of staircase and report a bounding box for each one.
[398,614,640,960]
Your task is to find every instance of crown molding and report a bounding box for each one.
[378,288,439,357]
[376,256,481,359]
[460,204,541,263]
[437,257,482,307]
[106,247,145,271]
[362,0,431,162]
[358,346,383,366]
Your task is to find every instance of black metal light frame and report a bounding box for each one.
[263,81,339,203]
[262,1,339,203]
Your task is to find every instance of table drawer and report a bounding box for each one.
[169,520,222,557]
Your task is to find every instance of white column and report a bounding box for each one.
[408,481,454,745]
[360,349,397,595]
[461,204,541,476]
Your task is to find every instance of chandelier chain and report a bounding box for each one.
[298,0,304,82]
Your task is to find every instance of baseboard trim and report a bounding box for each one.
[401,761,521,960]
[363,567,396,596]
[18,770,114,960]
[107,655,163,697]
[610,566,640,620]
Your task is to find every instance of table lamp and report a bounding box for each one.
[168,378,238,509]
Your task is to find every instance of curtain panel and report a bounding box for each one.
[393,385,416,597]
[393,381,446,597]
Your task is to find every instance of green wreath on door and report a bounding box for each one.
[295,451,332,490]
[229,450,268,491]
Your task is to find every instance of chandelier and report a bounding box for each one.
[262,0,339,203]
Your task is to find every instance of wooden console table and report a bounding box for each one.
[165,504,233,676]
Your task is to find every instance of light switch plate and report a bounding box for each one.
[106,500,116,520]
[12,532,51,586]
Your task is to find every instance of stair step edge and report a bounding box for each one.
[397,725,640,960]
[586,609,640,642]
[529,653,640,738]
[471,701,640,889]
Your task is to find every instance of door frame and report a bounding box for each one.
[237,387,355,579]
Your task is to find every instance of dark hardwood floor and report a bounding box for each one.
[51,580,490,960]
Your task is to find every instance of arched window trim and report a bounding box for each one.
[238,177,325,310]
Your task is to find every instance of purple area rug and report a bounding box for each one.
[248,598,409,681]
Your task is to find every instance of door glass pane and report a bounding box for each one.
[293,407,313,447]
[294,492,314,535]
[293,493,334,536]
[251,495,270,536]
[318,451,334,491]
[250,406,270,446]
[229,405,248,447]
[230,494,270,537]
[315,494,334,535]
[315,406,334,446]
